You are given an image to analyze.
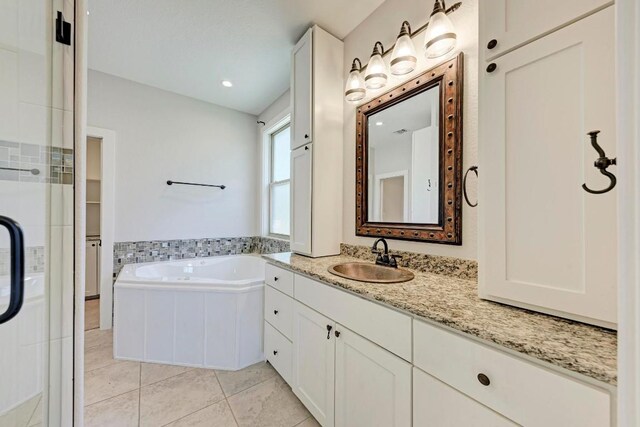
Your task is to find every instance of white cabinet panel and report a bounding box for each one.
[479,7,617,327]
[292,301,335,427]
[335,326,411,427]
[413,320,611,427]
[264,321,292,385]
[291,144,313,255]
[481,0,612,60]
[292,28,312,150]
[265,263,294,296]
[265,285,294,339]
[413,367,517,427]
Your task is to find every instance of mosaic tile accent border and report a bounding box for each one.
[113,236,290,278]
[0,140,73,184]
[0,246,46,276]
[340,243,478,280]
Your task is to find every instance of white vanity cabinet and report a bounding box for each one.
[289,25,343,257]
[478,5,617,327]
[480,0,612,60]
[264,263,613,426]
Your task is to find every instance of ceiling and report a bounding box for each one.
[87,0,385,115]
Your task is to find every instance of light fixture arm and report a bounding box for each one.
[371,41,385,57]
[399,21,412,38]
[350,58,363,72]
[357,2,462,72]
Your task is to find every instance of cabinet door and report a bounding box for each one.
[290,144,312,255]
[335,326,411,427]
[85,241,99,296]
[479,7,616,327]
[481,0,611,60]
[291,28,313,150]
[292,302,335,427]
[413,368,517,427]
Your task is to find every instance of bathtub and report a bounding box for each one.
[114,254,266,370]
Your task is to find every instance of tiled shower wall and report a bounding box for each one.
[113,236,289,278]
[0,140,73,184]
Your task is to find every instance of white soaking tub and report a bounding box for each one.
[114,254,265,370]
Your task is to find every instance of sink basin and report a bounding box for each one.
[328,262,414,284]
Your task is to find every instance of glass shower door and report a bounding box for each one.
[0,0,75,425]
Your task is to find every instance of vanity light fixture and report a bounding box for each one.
[364,42,388,90]
[343,1,461,102]
[221,80,233,87]
[344,58,366,103]
[424,0,457,58]
[390,21,417,75]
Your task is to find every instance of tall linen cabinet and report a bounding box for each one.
[478,1,617,328]
[290,26,344,257]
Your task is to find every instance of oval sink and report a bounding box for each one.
[328,262,414,284]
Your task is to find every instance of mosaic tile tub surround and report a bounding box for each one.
[340,243,478,280]
[0,140,73,184]
[113,236,290,278]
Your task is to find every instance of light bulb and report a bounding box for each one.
[424,1,457,59]
[344,59,366,103]
[364,42,388,90]
[390,22,417,76]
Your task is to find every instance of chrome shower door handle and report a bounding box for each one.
[0,216,25,324]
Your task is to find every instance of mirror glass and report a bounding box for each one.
[366,85,440,224]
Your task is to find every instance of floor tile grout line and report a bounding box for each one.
[84,387,140,409]
[213,370,240,427]
[222,371,278,400]
[139,366,196,388]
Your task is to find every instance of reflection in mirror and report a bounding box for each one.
[367,85,440,224]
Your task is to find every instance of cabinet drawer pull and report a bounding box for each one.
[273,309,279,315]
[304,145,309,151]
[273,350,278,356]
[477,373,491,386]
[486,63,497,73]
[487,39,497,49]
[273,276,279,281]
[304,134,309,139]
[326,324,333,339]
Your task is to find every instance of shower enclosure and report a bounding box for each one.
[0,0,75,425]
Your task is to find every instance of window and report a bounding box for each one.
[269,123,291,237]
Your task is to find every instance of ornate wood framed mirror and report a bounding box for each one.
[355,53,463,244]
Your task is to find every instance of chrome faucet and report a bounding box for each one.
[371,238,402,268]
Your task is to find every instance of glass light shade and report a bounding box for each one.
[390,33,417,75]
[424,10,457,58]
[364,53,388,89]
[344,69,366,102]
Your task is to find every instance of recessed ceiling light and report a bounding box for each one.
[221,80,233,87]
[375,121,383,126]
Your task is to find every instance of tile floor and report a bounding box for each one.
[84,328,319,427]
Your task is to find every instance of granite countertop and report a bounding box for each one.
[263,252,617,386]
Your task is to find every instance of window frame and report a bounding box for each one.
[267,121,291,239]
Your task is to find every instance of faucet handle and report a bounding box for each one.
[389,254,403,268]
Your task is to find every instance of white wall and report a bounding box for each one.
[342,0,478,260]
[88,70,259,242]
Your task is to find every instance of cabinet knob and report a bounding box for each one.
[273,350,278,356]
[304,134,309,139]
[487,39,497,49]
[477,373,491,386]
[486,63,497,73]
[92,244,95,247]
[273,309,279,315]
[334,330,341,338]
[274,276,279,281]
[304,146,309,151]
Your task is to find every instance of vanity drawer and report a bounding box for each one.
[265,285,293,339]
[294,274,412,361]
[264,321,292,385]
[265,263,294,296]
[413,320,611,427]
